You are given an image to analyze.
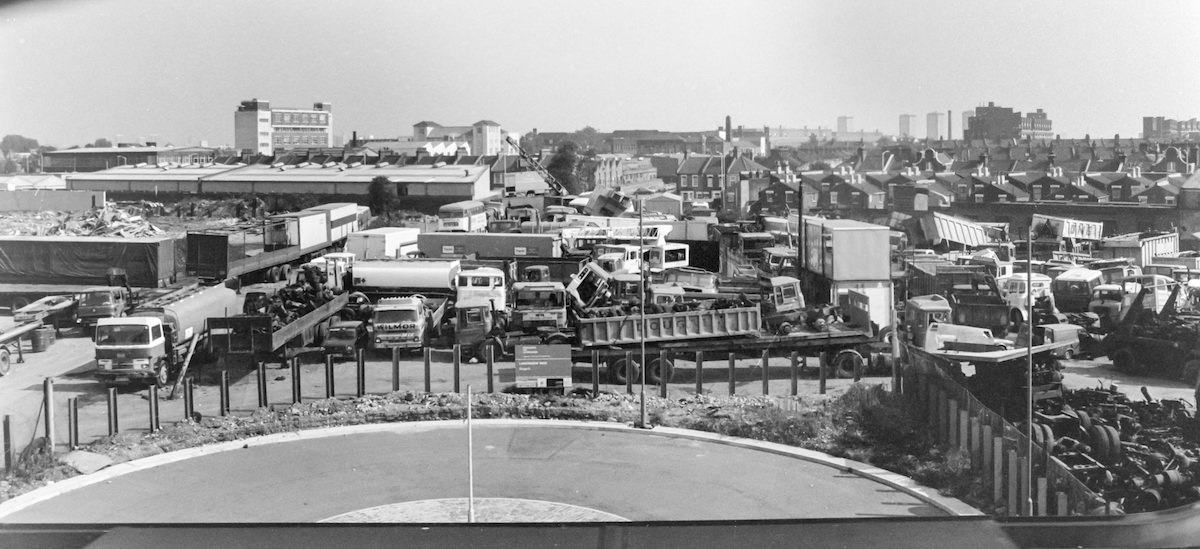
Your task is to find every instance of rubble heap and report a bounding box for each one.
[0,203,164,237]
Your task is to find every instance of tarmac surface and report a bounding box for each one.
[0,420,978,523]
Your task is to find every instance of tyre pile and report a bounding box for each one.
[1034,386,1200,513]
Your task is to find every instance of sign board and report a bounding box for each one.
[1032,214,1104,241]
[515,344,573,388]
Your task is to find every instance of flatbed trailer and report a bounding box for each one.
[186,216,333,283]
[0,320,43,376]
[0,283,104,312]
[207,292,350,362]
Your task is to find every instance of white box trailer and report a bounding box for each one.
[304,203,362,242]
[346,227,420,260]
[266,210,330,253]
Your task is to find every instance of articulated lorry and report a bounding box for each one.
[93,284,240,387]
[186,207,344,284]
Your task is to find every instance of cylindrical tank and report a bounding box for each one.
[352,259,461,293]
[134,285,239,345]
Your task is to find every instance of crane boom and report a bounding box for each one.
[504,135,567,196]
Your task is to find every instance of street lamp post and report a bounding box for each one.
[1025,222,1035,516]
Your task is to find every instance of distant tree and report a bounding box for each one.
[0,158,18,175]
[572,126,601,152]
[92,138,112,148]
[1,134,39,155]
[367,176,397,215]
[546,141,582,195]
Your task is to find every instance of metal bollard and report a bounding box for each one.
[423,347,432,393]
[625,350,633,395]
[148,385,160,433]
[43,378,55,450]
[761,350,769,396]
[3,415,11,474]
[325,354,335,399]
[219,371,230,416]
[356,348,366,397]
[486,344,495,394]
[257,360,268,409]
[107,387,119,435]
[789,351,799,396]
[184,378,195,420]
[590,350,599,397]
[727,353,736,396]
[659,349,668,398]
[818,352,827,395]
[391,347,401,392]
[67,399,79,450]
[453,343,461,393]
[291,358,301,404]
[695,351,704,395]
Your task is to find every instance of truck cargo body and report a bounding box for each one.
[207,292,350,359]
[351,259,461,299]
[801,218,892,281]
[576,305,762,347]
[187,215,333,282]
[302,203,361,243]
[417,232,563,259]
[0,235,182,289]
[345,227,420,260]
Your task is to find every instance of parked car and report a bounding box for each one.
[13,295,78,332]
[322,320,367,359]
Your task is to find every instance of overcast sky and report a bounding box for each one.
[2,0,1198,149]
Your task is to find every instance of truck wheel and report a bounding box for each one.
[280,264,295,285]
[0,348,11,376]
[1181,359,1200,385]
[476,339,504,363]
[544,333,570,345]
[609,357,639,385]
[776,322,793,335]
[1111,348,1138,374]
[154,360,169,388]
[646,357,675,385]
[266,266,281,283]
[832,350,864,379]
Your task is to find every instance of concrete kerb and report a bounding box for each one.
[0,419,982,519]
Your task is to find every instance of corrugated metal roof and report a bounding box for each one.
[921,212,991,247]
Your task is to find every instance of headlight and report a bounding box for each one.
[97,359,113,369]
[375,337,382,344]
[131,358,151,369]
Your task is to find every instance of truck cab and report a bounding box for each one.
[594,244,642,275]
[902,294,954,349]
[370,296,435,350]
[511,281,568,332]
[305,252,355,291]
[761,247,797,277]
[566,262,613,309]
[999,272,1053,326]
[75,286,134,331]
[759,276,809,333]
[645,242,690,273]
[1052,268,1104,313]
[94,316,168,386]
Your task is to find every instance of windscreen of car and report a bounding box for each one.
[95,325,151,345]
[329,328,358,338]
[374,310,419,323]
[83,293,113,306]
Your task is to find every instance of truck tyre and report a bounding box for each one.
[266,266,281,283]
[1111,348,1138,374]
[1088,425,1111,462]
[476,339,504,363]
[1181,359,1200,384]
[280,264,295,285]
[776,322,793,335]
[154,359,169,388]
[0,347,11,376]
[646,357,675,385]
[609,357,639,385]
[832,350,864,379]
[544,333,570,345]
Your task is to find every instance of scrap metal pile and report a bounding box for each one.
[243,266,337,330]
[1034,386,1200,513]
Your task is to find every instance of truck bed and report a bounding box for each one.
[576,305,762,347]
[208,293,350,356]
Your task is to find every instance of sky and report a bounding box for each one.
[2,0,1198,149]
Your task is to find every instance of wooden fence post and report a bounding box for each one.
[1008,449,1020,516]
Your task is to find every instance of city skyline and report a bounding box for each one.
[2,0,1199,149]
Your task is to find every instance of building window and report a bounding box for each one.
[829,191,839,204]
[1166,196,1176,205]
[998,195,1008,202]
[1138,196,1148,204]
[683,191,694,200]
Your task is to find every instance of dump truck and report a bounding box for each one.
[207,285,351,366]
[94,284,240,387]
[369,295,449,352]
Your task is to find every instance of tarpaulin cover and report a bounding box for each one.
[0,235,182,287]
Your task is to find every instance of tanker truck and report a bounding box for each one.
[350,258,461,300]
[93,284,240,388]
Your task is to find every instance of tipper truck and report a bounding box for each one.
[93,284,240,387]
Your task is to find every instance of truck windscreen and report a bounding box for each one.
[95,325,150,345]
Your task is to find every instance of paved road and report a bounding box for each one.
[0,422,955,523]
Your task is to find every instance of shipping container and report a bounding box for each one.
[801,218,891,281]
[0,235,182,288]
[417,232,563,259]
[345,227,420,260]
